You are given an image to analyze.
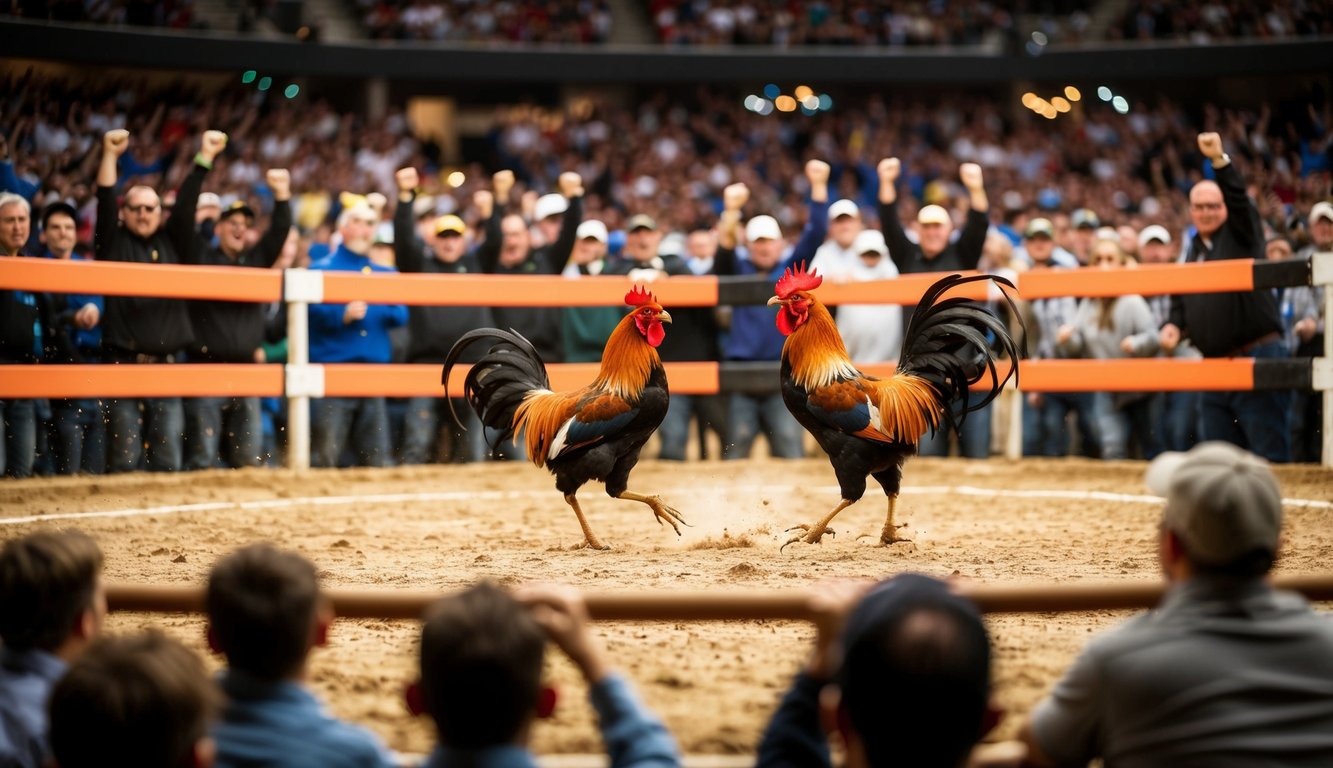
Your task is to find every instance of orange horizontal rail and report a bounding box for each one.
[1,359,1260,398]
[337,362,721,398]
[1019,358,1253,392]
[0,257,282,302]
[0,364,283,398]
[320,273,721,307]
[817,271,996,304]
[1018,261,1254,299]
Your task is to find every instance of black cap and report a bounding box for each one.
[41,201,79,229]
[218,201,256,222]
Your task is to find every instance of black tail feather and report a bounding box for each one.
[441,328,550,447]
[898,274,1025,434]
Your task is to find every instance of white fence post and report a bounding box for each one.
[1313,251,1333,469]
[283,268,325,471]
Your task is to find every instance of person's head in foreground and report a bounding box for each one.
[205,543,330,681]
[0,529,105,659]
[49,631,219,768]
[413,581,550,750]
[1147,441,1282,581]
[831,574,993,768]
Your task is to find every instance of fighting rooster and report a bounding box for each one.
[441,286,683,550]
[768,264,1021,549]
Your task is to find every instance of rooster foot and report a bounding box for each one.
[648,498,688,536]
[573,538,612,552]
[780,524,835,552]
[858,523,912,547]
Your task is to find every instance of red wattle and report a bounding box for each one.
[776,308,803,336]
[646,321,666,347]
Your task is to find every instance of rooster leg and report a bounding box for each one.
[564,493,610,551]
[781,500,854,551]
[877,494,911,546]
[616,491,687,536]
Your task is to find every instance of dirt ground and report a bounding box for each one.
[3,457,1331,758]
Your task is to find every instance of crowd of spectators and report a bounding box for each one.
[7,0,201,28]
[1,70,1330,475]
[1111,0,1333,43]
[358,0,611,42]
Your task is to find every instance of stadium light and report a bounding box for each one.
[1065,86,1082,102]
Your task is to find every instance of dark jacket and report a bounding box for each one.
[0,280,77,364]
[879,199,988,276]
[1168,163,1281,357]
[394,194,494,364]
[601,251,719,363]
[188,193,291,363]
[475,197,581,363]
[95,163,203,357]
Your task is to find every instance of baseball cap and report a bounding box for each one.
[434,214,466,236]
[1145,441,1282,566]
[1309,201,1333,225]
[197,192,222,210]
[413,195,436,219]
[1024,217,1054,239]
[852,229,888,257]
[1072,208,1100,229]
[838,574,990,766]
[1138,224,1172,248]
[40,201,78,229]
[576,219,608,243]
[626,214,657,232]
[745,215,781,242]
[829,199,860,220]
[917,204,951,226]
[218,201,255,222]
[534,194,568,222]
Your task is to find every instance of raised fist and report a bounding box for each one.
[266,168,291,199]
[723,182,750,212]
[959,162,984,191]
[805,159,830,186]
[473,189,494,219]
[493,170,515,199]
[878,157,900,183]
[1197,132,1224,160]
[395,167,419,193]
[558,171,584,198]
[104,129,130,156]
[200,130,228,161]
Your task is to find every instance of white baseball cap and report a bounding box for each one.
[746,215,782,242]
[917,204,951,226]
[576,219,608,243]
[1138,224,1172,248]
[852,229,888,257]
[829,199,860,220]
[197,192,222,209]
[534,193,568,221]
[1310,201,1333,225]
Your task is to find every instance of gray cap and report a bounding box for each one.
[1145,442,1282,566]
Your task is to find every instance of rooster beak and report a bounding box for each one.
[767,296,783,307]
[657,310,673,323]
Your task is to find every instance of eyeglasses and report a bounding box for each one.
[124,204,160,214]
[1190,202,1223,211]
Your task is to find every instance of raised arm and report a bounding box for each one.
[95,129,129,261]
[780,160,831,271]
[256,169,292,267]
[1199,132,1262,254]
[542,171,584,274]
[955,162,990,270]
[713,183,748,275]
[393,166,424,274]
[166,130,226,263]
[877,158,916,273]
[475,170,512,273]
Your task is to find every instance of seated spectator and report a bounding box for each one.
[756,573,996,768]
[206,543,397,768]
[562,218,625,363]
[48,630,218,768]
[0,530,105,768]
[410,580,679,768]
[1020,442,1333,766]
[809,200,903,364]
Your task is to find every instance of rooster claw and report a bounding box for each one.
[649,498,687,537]
[780,524,835,552]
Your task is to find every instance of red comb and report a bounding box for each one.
[625,285,658,307]
[774,261,822,299]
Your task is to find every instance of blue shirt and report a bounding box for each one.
[0,647,66,768]
[307,245,408,364]
[213,669,397,768]
[723,200,829,362]
[419,674,679,768]
[43,251,103,354]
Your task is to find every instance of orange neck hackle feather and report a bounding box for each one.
[782,295,859,391]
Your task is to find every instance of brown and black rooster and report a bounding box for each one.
[441,286,683,550]
[768,264,1021,549]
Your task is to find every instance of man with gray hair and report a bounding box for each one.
[1019,441,1333,766]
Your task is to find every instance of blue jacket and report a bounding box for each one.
[716,200,829,362]
[44,251,103,354]
[0,648,66,768]
[419,675,679,768]
[307,245,408,364]
[212,669,398,768]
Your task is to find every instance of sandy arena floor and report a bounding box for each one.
[3,456,1331,758]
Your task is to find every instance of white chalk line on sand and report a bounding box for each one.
[3,483,1329,526]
